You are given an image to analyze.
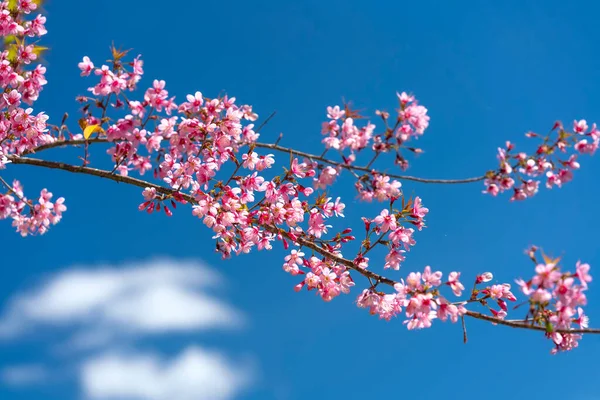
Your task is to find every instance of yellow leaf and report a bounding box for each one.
[110,42,131,61]
[83,124,104,140]
[8,0,43,11]
[541,252,561,266]
[32,45,49,57]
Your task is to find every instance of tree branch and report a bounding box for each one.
[464,311,600,334]
[255,142,487,184]
[9,155,176,195]
[25,139,487,184]
[6,154,597,336]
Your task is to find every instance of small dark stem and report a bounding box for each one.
[25,138,488,184]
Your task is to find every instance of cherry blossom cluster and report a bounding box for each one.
[0,0,51,164]
[356,265,468,328]
[355,173,402,202]
[74,49,362,265]
[288,196,429,306]
[355,248,594,353]
[356,196,428,271]
[484,120,598,201]
[321,93,429,166]
[289,252,355,302]
[0,0,58,235]
[313,93,429,196]
[515,247,592,353]
[0,178,65,236]
[470,274,517,320]
[0,0,45,37]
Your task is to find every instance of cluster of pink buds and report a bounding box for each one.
[357,196,428,271]
[356,173,402,202]
[0,0,51,167]
[319,92,430,197]
[0,179,66,236]
[321,105,374,153]
[82,54,144,96]
[0,0,61,236]
[484,120,598,200]
[470,274,517,320]
[290,253,355,302]
[356,265,467,328]
[515,247,592,353]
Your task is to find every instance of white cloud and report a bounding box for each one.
[0,258,243,341]
[105,284,237,332]
[0,258,256,399]
[81,347,253,400]
[1,364,48,386]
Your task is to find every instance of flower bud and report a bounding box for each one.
[476,272,493,284]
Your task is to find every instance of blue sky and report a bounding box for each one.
[1,0,600,399]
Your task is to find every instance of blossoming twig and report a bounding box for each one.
[7,155,600,338]
[22,138,488,184]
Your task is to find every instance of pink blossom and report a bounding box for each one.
[574,119,588,134]
[532,263,561,287]
[476,272,493,284]
[412,196,428,219]
[422,266,442,287]
[437,298,466,323]
[384,249,406,270]
[78,56,94,76]
[576,261,592,288]
[373,209,397,233]
[307,209,330,238]
[515,278,534,296]
[397,91,414,105]
[326,105,345,120]
[447,272,464,296]
[488,284,516,301]
[575,307,589,328]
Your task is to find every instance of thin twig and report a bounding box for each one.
[24,138,487,184]
[255,111,277,133]
[0,175,32,206]
[255,142,487,184]
[0,176,13,191]
[274,132,284,146]
[464,311,600,334]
